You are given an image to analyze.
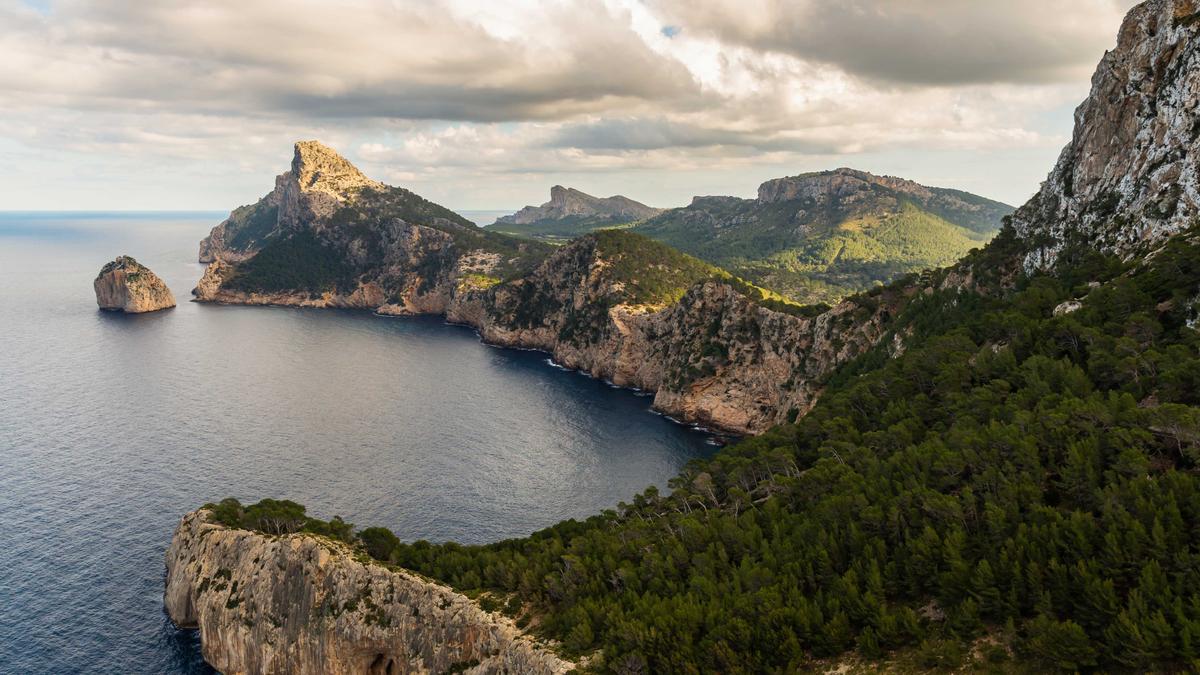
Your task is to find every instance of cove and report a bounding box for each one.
[0,212,716,673]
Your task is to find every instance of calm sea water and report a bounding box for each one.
[0,212,715,674]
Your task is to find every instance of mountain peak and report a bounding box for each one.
[290,140,381,196]
[494,186,662,229]
[757,167,934,204]
[1013,0,1200,271]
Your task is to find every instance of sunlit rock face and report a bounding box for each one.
[1013,0,1200,272]
[93,256,175,313]
[164,509,573,675]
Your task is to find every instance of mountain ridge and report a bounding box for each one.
[490,185,664,239]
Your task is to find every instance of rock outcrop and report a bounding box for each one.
[493,185,662,228]
[1013,0,1200,271]
[199,141,383,263]
[165,509,572,675]
[93,256,176,313]
[191,142,920,434]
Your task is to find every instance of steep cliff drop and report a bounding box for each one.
[164,509,572,675]
[192,142,907,434]
[93,256,176,313]
[1013,0,1200,270]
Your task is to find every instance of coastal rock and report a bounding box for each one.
[1013,0,1200,271]
[192,142,913,435]
[165,509,572,675]
[199,141,382,262]
[93,256,175,313]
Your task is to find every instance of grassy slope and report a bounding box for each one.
[634,192,1008,304]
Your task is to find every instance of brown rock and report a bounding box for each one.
[93,256,175,313]
[165,510,572,675]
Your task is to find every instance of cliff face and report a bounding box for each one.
[199,141,383,263]
[193,142,913,434]
[450,241,909,433]
[165,509,572,675]
[93,256,176,313]
[494,185,662,227]
[1013,0,1200,271]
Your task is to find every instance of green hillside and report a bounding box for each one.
[214,223,1200,672]
[490,215,639,242]
[634,178,1011,304]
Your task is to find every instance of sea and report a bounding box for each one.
[0,211,716,673]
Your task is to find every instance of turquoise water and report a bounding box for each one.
[0,212,716,673]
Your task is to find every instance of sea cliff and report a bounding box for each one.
[193,142,909,434]
[164,509,572,675]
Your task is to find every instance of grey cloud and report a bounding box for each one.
[549,117,841,153]
[2,0,705,123]
[649,0,1138,85]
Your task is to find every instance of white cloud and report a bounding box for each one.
[0,0,1134,209]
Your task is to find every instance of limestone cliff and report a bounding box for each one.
[93,256,175,313]
[1013,0,1200,271]
[450,237,909,433]
[191,143,910,434]
[165,509,572,675]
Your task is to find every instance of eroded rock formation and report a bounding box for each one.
[93,256,175,313]
[164,509,572,675]
[1013,0,1200,271]
[494,185,662,227]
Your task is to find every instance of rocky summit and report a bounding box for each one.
[490,185,663,239]
[93,256,175,313]
[1013,0,1200,271]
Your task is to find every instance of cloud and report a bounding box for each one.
[0,0,1136,209]
[647,0,1138,85]
[0,0,703,122]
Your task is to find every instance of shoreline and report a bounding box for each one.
[193,296,744,440]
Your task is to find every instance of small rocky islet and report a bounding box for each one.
[93,255,175,313]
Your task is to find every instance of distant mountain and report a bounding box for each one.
[633,168,1014,303]
[490,186,663,239]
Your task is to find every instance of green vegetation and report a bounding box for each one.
[334,186,552,280]
[226,200,280,251]
[205,497,355,542]
[634,191,1010,304]
[591,230,722,306]
[592,230,815,316]
[217,223,1200,672]
[490,215,640,242]
[222,230,359,296]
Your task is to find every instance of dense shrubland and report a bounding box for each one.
[213,224,1200,672]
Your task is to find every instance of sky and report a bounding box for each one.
[0,0,1141,213]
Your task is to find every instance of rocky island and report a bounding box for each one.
[93,256,176,313]
[165,506,572,675]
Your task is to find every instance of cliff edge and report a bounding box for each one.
[164,509,572,675]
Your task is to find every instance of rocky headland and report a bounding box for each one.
[164,508,572,675]
[192,141,910,434]
[93,256,176,313]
